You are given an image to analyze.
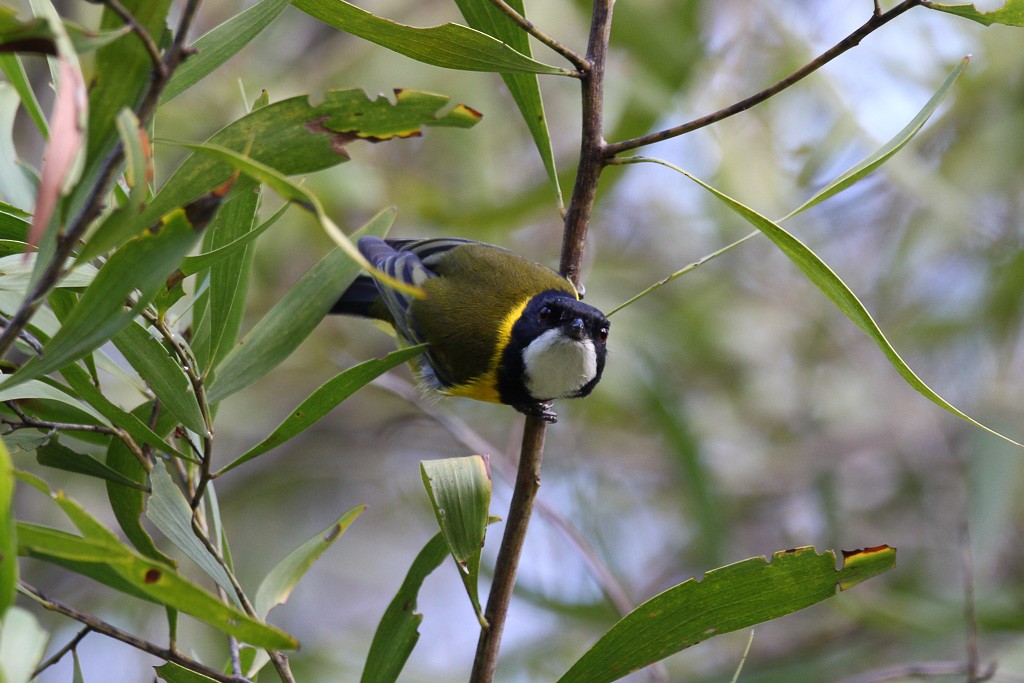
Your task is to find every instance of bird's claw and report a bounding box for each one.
[515,401,558,423]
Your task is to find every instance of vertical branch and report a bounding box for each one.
[472,2,616,682]
[560,0,614,286]
[471,417,547,682]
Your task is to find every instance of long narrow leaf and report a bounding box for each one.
[254,505,364,618]
[0,438,14,614]
[453,0,563,206]
[923,0,1024,26]
[220,345,424,475]
[145,459,238,604]
[361,533,450,683]
[294,0,570,75]
[626,156,1023,449]
[557,546,896,683]
[162,0,291,102]
[36,439,146,490]
[208,207,396,404]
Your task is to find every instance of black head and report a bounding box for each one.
[497,291,610,407]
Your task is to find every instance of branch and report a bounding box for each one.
[101,0,167,79]
[470,415,548,683]
[32,626,91,678]
[603,0,925,157]
[485,0,589,73]
[19,582,251,683]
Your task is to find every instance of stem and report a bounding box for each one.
[485,0,589,72]
[470,416,548,682]
[603,0,925,157]
[560,0,614,287]
[31,626,92,678]
[19,582,250,683]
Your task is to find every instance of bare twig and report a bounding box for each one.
[19,582,251,683]
[31,625,92,678]
[559,0,614,287]
[485,0,589,72]
[603,0,925,158]
[471,415,548,683]
[100,0,167,78]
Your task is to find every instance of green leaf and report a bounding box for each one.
[162,0,291,102]
[154,662,219,683]
[145,88,481,229]
[2,430,49,454]
[17,522,296,649]
[453,0,562,206]
[220,345,425,475]
[145,459,238,604]
[4,208,205,389]
[0,378,109,426]
[361,533,449,683]
[36,438,147,490]
[195,174,261,373]
[105,401,177,565]
[0,606,48,683]
[59,362,192,462]
[783,57,970,220]
[623,156,1024,450]
[254,505,364,618]
[0,438,15,615]
[178,200,287,277]
[0,253,96,292]
[111,321,208,436]
[208,207,395,404]
[293,0,569,75]
[923,0,1024,26]
[557,546,896,683]
[420,455,491,623]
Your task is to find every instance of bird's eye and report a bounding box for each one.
[538,306,551,322]
[597,326,609,343]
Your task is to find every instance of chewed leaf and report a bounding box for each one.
[624,156,1023,451]
[557,546,896,683]
[923,0,1024,26]
[293,0,570,75]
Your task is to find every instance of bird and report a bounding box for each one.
[331,236,609,422]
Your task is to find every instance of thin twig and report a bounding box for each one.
[559,0,614,287]
[31,625,92,678]
[603,0,925,158]
[470,415,548,683]
[101,0,167,78]
[485,0,589,72]
[835,660,998,683]
[18,582,251,683]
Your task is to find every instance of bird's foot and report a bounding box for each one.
[514,401,558,423]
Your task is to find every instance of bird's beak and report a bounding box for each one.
[563,318,586,341]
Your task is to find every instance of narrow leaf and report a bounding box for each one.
[783,57,970,220]
[923,0,1024,26]
[4,208,205,389]
[36,438,146,490]
[0,378,109,426]
[627,156,1024,450]
[208,207,395,404]
[155,662,219,683]
[105,401,177,565]
[421,455,491,622]
[0,53,47,137]
[17,522,295,649]
[0,438,15,614]
[220,345,425,475]
[162,0,292,102]
[0,83,38,211]
[293,0,569,75]
[178,201,287,276]
[454,0,562,206]
[145,459,239,604]
[557,546,896,683]
[254,505,364,618]
[361,533,449,683]
[111,321,208,436]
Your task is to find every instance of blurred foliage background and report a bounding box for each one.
[18,0,1024,681]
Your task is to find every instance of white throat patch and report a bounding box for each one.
[521,329,598,400]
